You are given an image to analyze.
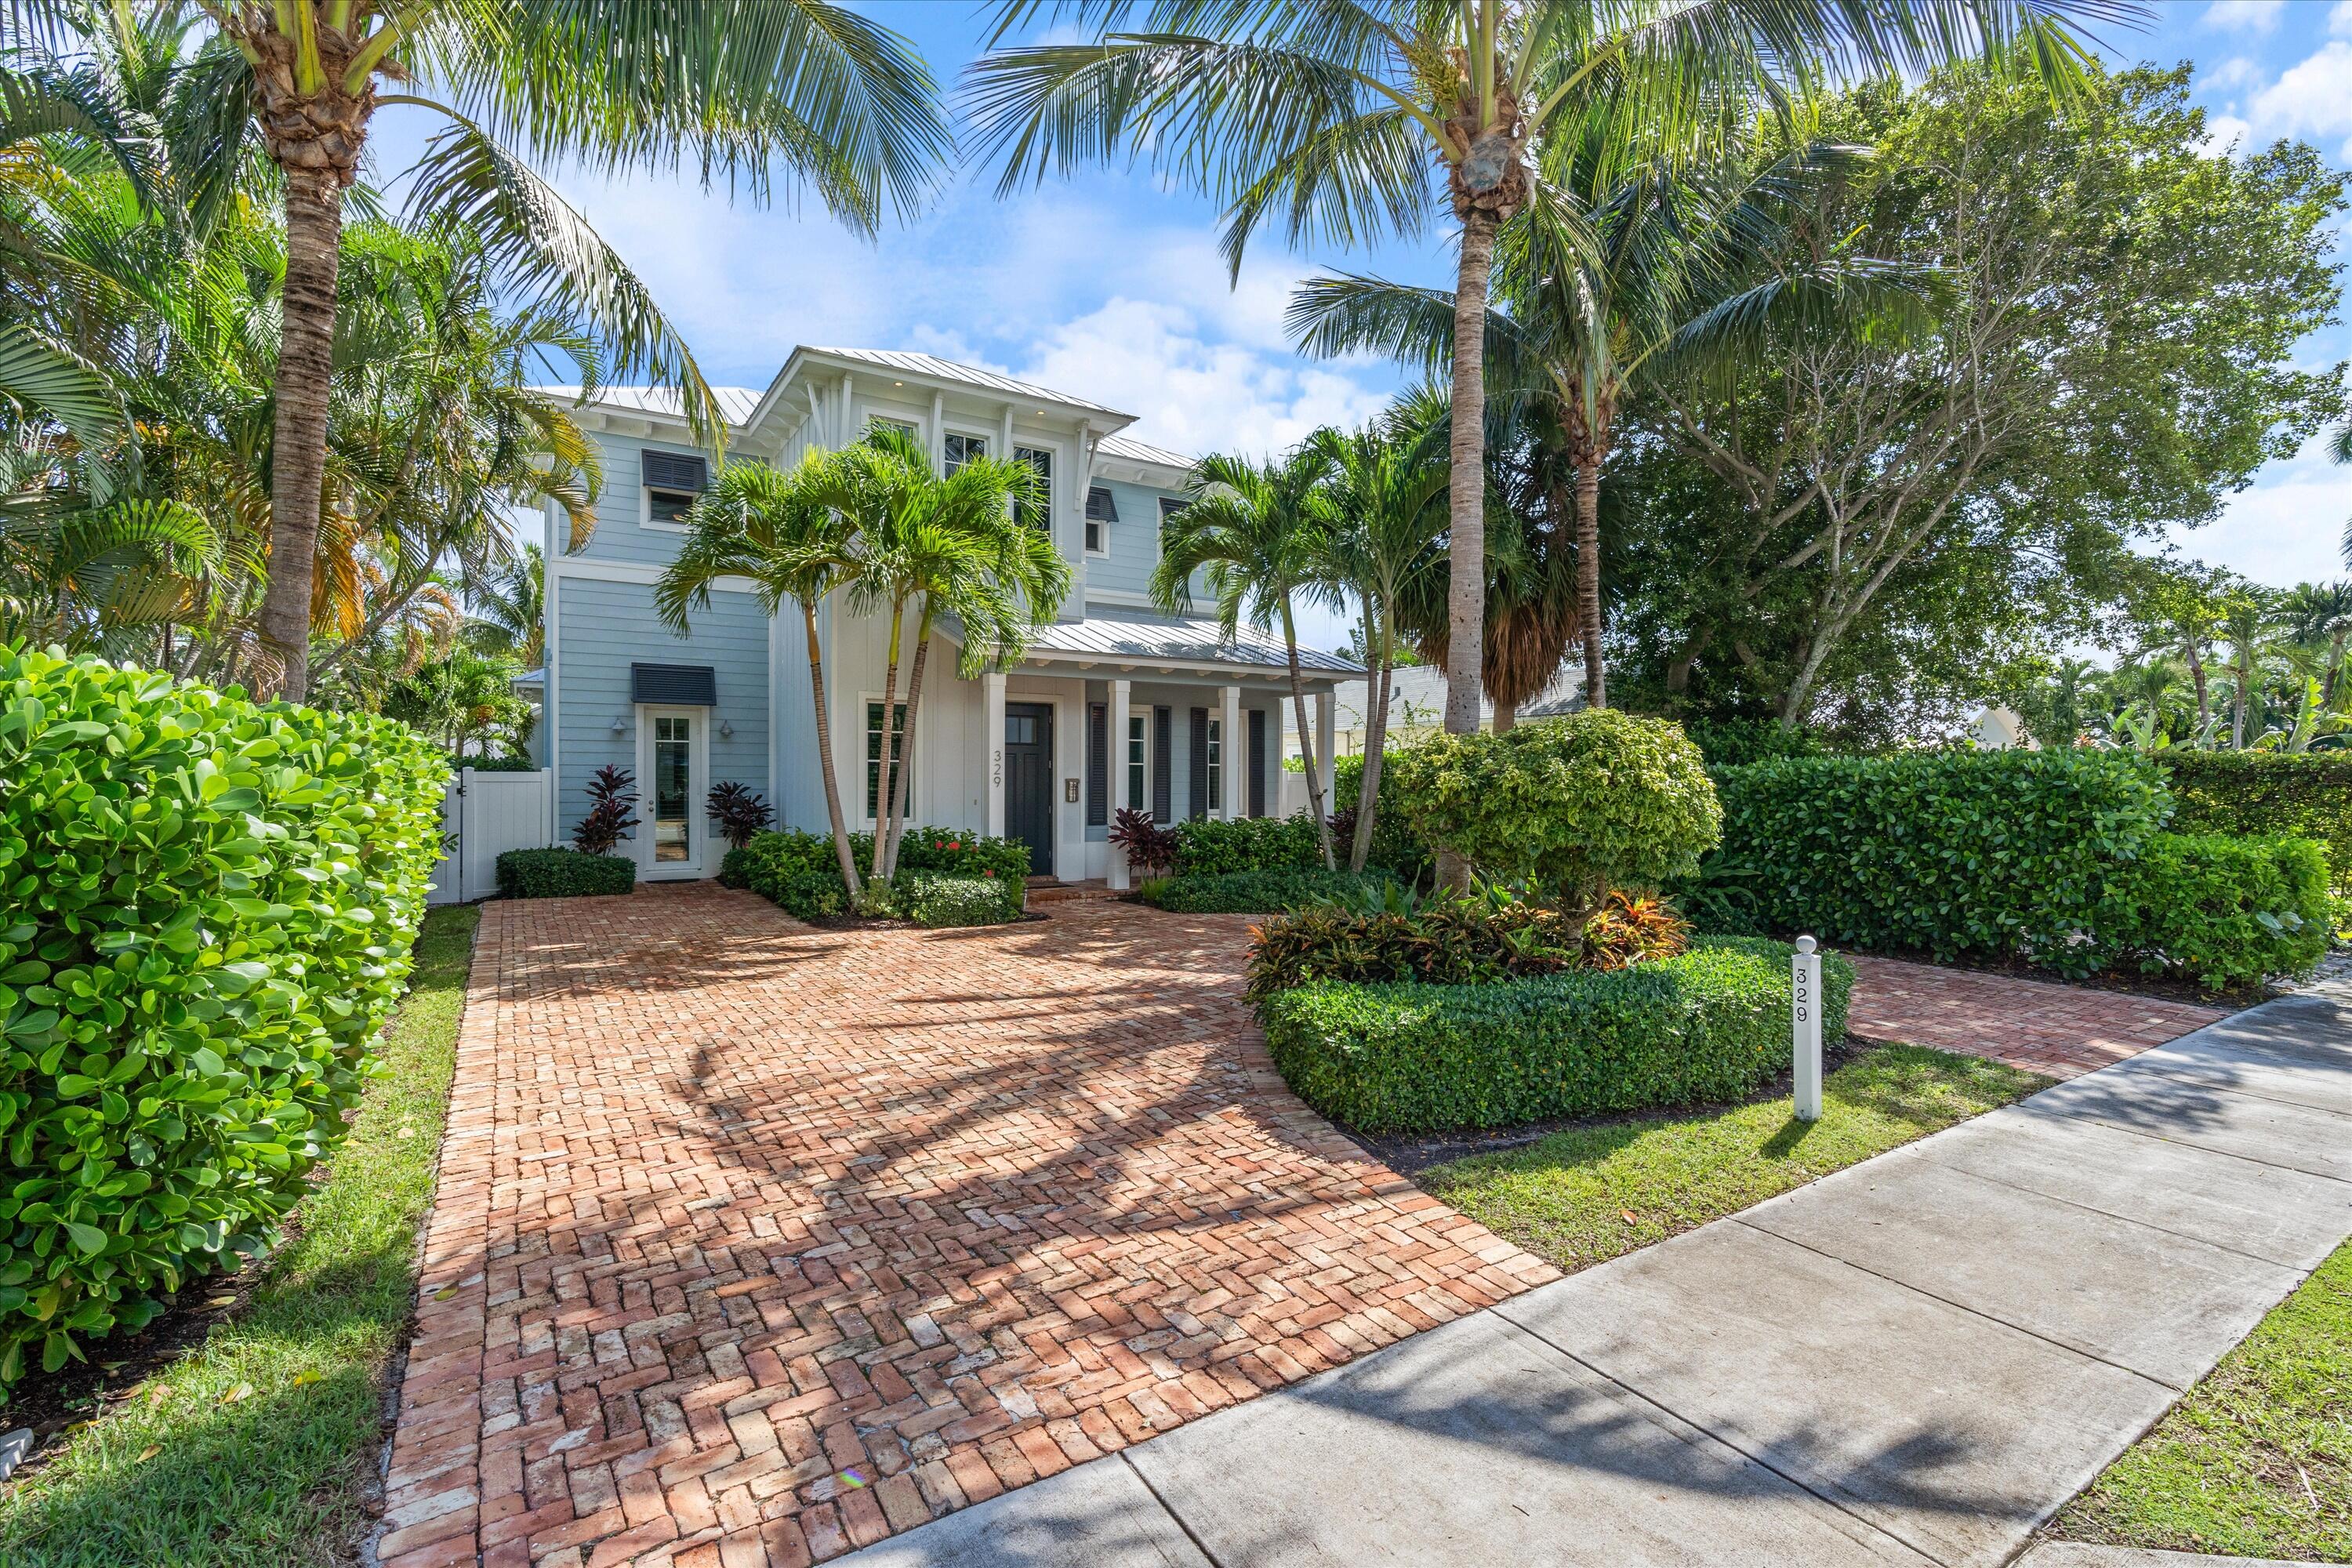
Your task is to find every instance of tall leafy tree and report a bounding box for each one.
[969,0,2111,753]
[7,0,951,700]
[1152,445,1341,868]
[657,453,867,897]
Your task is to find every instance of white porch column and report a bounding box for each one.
[931,390,947,473]
[983,671,1007,838]
[1315,689,1336,809]
[1107,678,1132,889]
[840,372,855,444]
[1221,684,1243,820]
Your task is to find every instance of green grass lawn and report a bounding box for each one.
[0,905,481,1568]
[2053,1236,2352,1563]
[1418,1044,2046,1274]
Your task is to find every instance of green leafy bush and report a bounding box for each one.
[1171,815,1324,876]
[459,753,539,773]
[1698,750,2170,967]
[1681,717,1825,768]
[1330,753,1431,882]
[495,848,636,899]
[726,827,1027,922]
[903,874,1019,927]
[2095,832,2329,990]
[1142,869,1396,913]
[1245,887,1584,1002]
[0,648,447,1387]
[1385,712,1721,906]
[1260,937,1855,1133]
[2155,752,2352,891]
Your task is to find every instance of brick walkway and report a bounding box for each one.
[379,886,1555,1568]
[1842,952,2227,1078]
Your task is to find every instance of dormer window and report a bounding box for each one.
[1084,485,1117,554]
[642,451,706,527]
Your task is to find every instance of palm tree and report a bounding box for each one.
[469,544,546,667]
[969,0,2107,749]
[658,452,866,898]
[2220,587,2273,750]
[811,426,1069,880]
[1309,418,1448,873]
[1152,445,1341,869]
[8,0,951,701]
[2280,580,2352,709]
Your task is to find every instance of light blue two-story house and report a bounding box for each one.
[531,347,1353,890]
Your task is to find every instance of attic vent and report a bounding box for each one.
[641,451,707,493]
[631,663,716,705]
[1085,486,1120,523]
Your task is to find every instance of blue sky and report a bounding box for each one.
[372,2,2349,650]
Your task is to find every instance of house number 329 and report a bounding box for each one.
[992,748,1002,789]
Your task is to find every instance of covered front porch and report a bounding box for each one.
[950,608,1354,887]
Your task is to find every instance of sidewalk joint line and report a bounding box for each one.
[2100,1058,2352,1119]
[2031,1103,2352,1187]
[1916,1156,2328,1270]
[1121,1452,1231,1568]
[1724,1218,2186,1392]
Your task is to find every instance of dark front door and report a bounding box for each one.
[1004,702,1054,876]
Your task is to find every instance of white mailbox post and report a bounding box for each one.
[1792,935,1823,1122]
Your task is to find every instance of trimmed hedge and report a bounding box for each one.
[2155,752,2352,890]
[1700,750,2169,966]
[721,827,1027,922]
[1142,869,1396,914]
[1260,937,1855,1134]
[495,848,636,899]
[904,875,1019,928]
[2097,832,2329,990]
[0,648,447,1386]
[1171,815,1323,876]
[459,753,539,773]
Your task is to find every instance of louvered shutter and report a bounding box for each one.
[1248,709,1268,817]
[641,451,707,492]
[1188,709,1209,820]
[1086,704,1108,827]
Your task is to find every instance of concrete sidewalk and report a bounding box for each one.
[845,991,2352,1568]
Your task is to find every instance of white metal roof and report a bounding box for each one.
[1018,608,1357,674]
[530,385,763,425]
[803,347,1131,419]
[1094,430,1195,473]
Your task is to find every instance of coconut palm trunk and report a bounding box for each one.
[803,604,862,897]
[1280,600,1337,871]
[1573,451,1605,710]
[1444,211,1495,740]
[881,612,933,878]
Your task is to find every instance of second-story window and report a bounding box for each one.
[643,451,706,526]
[1084,485,1117,554]
[1014,445,1051,531]
[944,432,986,474]
[867,416,916,445]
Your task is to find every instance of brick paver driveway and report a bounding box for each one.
[1843,953,2225,1079]
[379,886,1555,1568]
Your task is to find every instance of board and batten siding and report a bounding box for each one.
[552,574,769,843]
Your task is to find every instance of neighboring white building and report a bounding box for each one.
[534,349,1357,891]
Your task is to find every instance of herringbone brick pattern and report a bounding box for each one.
[1843,952,2225,1078]
[379,884,1555,1568]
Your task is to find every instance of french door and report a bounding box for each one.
[637,705,706,878]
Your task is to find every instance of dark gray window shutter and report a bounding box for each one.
[1086,703,1108,827]
[1248,709,1268,817]
[1084,486,1120,522]
[1152,706,1173,823]
[641,451,707,492]
[1188,708,1209,821]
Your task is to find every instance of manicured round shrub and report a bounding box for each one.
[1385,711,1721,905]
[495,848,637,899]
[903,874,1018,927]
[0,648,448,1387]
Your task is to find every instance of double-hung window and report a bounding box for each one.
[866,700,909,820]
[944,432,986,474]
[1083,485,1116,554]
[1126,714,1146,812]
[1205,717,1223,812]
[1014,445,1052,531]
[643,451,706,526]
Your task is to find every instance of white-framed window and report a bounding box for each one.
[865,699,909,822]
[1083,484,1116,555]
[1014,445,1052,532]
[641,450,707,532]
[1206,717,1222,812]
[1126,713,1146,812]
[867,416,916,443]
[944,431,987,474]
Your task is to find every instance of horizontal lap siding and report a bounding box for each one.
[555,575,768,845]
[575,430,717,569]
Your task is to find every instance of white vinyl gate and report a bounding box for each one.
[426,767,554,904]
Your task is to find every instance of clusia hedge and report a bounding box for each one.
[0,648,447,1388]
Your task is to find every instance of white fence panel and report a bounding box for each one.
[426,768,554,905]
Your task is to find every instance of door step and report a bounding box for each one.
[1025,879,1121,905]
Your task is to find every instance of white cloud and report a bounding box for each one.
[2200,54,2263,90]
[2241,40,2352,144]
[2201,0,2286,32]
[2161,433,2352,590]
[2331,0,2352,38]
[2200,111,2255,154]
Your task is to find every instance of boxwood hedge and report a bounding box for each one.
[0,648,447,1387]
[720,826,1028,921]
[1259,937,1854,1134]
[2154,752,2352,891]
[495,847,637,899]
[1142,869,1396,914]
